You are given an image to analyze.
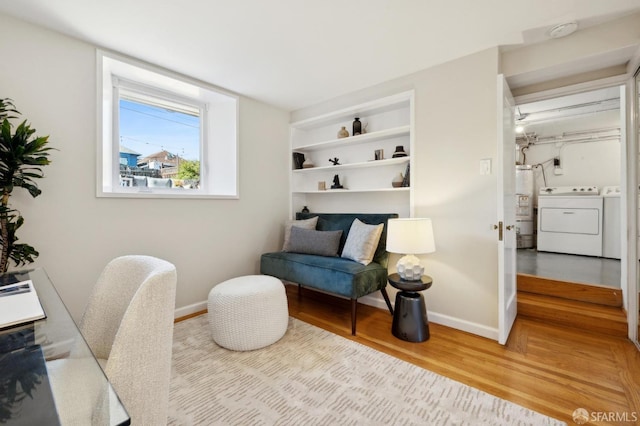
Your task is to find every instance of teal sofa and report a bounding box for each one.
[260,213,398,335]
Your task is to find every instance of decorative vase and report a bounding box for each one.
[352,117,362,136]
[392,145,407,158]
[392,173,404,188]
[301,206,310,213]
[292,152,305,169]
[337,127,349,138]
[302,159,314,168]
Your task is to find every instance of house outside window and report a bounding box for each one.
[97,51,239,198]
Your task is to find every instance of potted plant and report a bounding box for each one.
[0,98,52,274]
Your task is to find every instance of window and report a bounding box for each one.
[98,51,238,198]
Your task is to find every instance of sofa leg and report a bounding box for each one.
[380,287,394,316]
[351,299,357,336]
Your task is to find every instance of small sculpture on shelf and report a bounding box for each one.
[337,127,349,138]
[330,174,343,189]
[329,157,340,166]
[301,206,310,213]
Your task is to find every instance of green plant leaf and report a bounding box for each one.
[0,99,53,272]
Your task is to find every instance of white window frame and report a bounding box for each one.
[97,50,239,199]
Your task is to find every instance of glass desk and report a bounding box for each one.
[0,268,130,425]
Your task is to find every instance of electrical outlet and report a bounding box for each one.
[553,157,563,175]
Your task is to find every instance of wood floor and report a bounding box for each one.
[284,285,640,425]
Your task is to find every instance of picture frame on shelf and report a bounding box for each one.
[402,164,410,187]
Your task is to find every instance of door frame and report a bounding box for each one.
[627,66,639,345]
[512,74,637,341]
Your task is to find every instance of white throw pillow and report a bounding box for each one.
[282,216,318,251]
[341,219,384,265]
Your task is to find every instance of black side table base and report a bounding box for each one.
[387,273,432,343]
[391,291,430,342]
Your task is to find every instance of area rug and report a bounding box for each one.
[168,315,565,425]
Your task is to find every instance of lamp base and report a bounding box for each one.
[396,254,424,281]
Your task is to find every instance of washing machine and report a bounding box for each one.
[537,186,603,257]
[602,185,621,259]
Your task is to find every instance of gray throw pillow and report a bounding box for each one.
[286,227,343,257]
[282,216,318,251]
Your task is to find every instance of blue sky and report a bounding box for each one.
[119,99,200,161]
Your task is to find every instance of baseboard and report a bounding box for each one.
[175,301,207,319]
[184,285,499,341]
[179,295,499,341]
[359,294,499,341]
[359,293,388,309]
[428,311,499,341]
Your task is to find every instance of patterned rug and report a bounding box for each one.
[168,315,565,425]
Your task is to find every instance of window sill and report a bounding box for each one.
[97,189,239,200]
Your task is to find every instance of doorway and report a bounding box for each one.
[513,85,625,306]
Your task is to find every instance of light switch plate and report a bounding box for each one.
[480,158,492,175]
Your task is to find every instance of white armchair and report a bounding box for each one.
[79,255,177,425]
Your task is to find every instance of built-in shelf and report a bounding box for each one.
[293,126,410,152]
[293,187,410,194]
[289,90,414,217]
[293,156,410,173]
[291,91,412,130]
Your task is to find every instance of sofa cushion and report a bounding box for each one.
[341,219,384,265]
[282,216,318,251]
[286,227,342,257]
[295,213,398,266]
[260,251,387,299]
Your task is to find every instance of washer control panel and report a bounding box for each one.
[539,186,599,195]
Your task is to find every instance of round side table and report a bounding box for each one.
[388,273,433,342]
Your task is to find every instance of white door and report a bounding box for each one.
[497,74,517,345]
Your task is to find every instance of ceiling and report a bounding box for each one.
[1,1,640,111]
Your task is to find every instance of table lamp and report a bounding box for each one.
[386,218,436,281]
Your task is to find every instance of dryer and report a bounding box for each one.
[537,186,603,257]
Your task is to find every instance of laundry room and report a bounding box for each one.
[514,85,623,288]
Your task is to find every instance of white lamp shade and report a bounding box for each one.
[386,218,436,255]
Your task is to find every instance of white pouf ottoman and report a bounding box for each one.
[207,275,288,351]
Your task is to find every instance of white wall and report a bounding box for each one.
[0,14,290,320]
[292,48,502,338]
[521,109,622,196]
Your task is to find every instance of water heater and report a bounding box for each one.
[515,165,535,249]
